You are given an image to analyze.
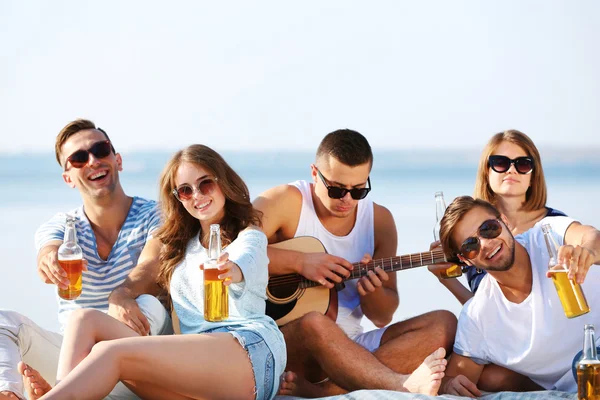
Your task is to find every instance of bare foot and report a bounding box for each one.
[0,391,21,400]
[18,362,52,400]
[277,371,331,398]
[402,347,447,396]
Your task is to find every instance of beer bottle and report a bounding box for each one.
[542,223,590,318]
[57,216,83,300]
[433,191,462,279]
[577,324,600,400]
[203,224,229,322]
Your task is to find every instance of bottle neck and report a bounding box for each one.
[208,229,221,260]
[582,327,599,361]
[63,222,77,244]
[435,197,446,221]
[542,231,559,267]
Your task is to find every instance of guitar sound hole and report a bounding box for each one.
[268,281,300,300]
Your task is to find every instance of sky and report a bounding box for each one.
[1,1,599,153]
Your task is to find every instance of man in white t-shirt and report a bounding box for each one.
[437,195,600,396]
[254,129,456,398]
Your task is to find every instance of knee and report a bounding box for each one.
[0,309,30,327]
[66,308,104,328]
[428,310,457,348]
[89,339,117,359]
[298,312,334,337]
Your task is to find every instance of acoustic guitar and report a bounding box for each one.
[265,236,450,326]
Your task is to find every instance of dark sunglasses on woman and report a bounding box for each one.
[173,177,219,202]
[459,219,503,260]
[64,140,115,170]
[316,169,371,200]
[488,155,534,175]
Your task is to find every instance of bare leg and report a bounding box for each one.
[280,312,446,397]
[478,364,543,392]
[56,309,140,381]
[375,310,457,373]
[0,392,19,400]
[39,333,255,400]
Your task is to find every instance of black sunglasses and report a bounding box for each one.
[173,177,219,202]
[459,219,503,260]
[316,169,371,200]
[488,155,534,175]
[65,140,114,170]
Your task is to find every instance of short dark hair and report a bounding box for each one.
[55,119,113,166]
[316,129,373,169]
[439,196,501,261]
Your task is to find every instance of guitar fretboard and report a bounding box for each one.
[292,249,448,289]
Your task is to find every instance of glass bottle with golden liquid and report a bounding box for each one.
[542,223,590,319]
[203,224,229,322]
[57,216,83,300]
[577,324,600,400]
[433,191,462,279]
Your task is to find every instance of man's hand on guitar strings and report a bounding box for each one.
[356,253,389,296]
[301,253,353,288]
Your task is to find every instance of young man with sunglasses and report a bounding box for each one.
[0,119,172,400]
[253,129,456,397]
[438,195,600,397]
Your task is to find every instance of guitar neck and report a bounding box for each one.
[302,250,448,288]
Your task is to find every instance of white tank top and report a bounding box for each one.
[290,180,375,338]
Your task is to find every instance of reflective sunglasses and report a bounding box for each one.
[316,169,371,200]
[488,155,534,175]
[172,177,219,202]
[64,140,114,170]
[458,219,503,260]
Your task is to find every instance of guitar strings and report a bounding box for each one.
[268,249,448,288]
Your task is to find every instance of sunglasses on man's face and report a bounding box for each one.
[458,219,503,260]
[488,155,534,175]
[172,177,219,202]
[65,140,114,170]
[316,169,371,200]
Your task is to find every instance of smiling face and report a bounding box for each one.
[61,129,121,199]
[452,206,516,272]
[311,156,371,219]
[488,141,532,202]
[174,161,226,229]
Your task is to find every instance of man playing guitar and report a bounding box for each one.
[253,129,457,398]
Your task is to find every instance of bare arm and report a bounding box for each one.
[359,204,399,327]
[254,185,353,285]
[108,238,162,335]
[436,278,474,305]
[440,354,484,397]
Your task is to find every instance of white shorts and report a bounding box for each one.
[352,326,388,352]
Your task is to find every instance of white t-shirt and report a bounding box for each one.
[453,216,600,392]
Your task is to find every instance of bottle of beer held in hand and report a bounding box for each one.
[542,223,590,319]
[57,216,83,300]
[433,191,462,279]
[204,224,229,322]
[577,324,600,400]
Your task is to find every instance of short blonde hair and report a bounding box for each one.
[473,130,547,211]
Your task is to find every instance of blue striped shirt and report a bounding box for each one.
[34,196,161,330]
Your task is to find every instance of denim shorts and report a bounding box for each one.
[204,326,276,400]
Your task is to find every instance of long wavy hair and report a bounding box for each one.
[473,130,547,211]
[155,144,262,291]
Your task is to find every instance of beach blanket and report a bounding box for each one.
[275,389,576,399]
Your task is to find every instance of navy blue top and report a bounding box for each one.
[466,207,567,293]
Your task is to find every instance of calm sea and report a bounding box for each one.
[1,150,599,333]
